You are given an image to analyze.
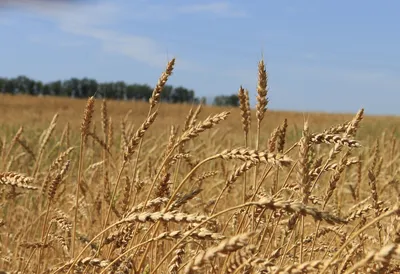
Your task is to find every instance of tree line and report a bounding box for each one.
[0,75,240,106]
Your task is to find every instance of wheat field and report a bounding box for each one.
[1,59,400,273]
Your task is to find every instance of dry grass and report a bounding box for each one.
[2,58,400,273]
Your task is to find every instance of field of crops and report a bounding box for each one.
[2,58,400,273]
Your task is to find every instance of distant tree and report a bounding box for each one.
[137,84,152,101]
[0,78,6,93]
[171,86,196,103]
[69,78,80,98]
[61,80,72,97]
[114,81,126,100]
[34,81,43,95]
[88,79,98,97]
[16,75,30,94]
[0,75,214,106]
[5,78,17,94]
[161,85,173,103]
[42,84,51,96]
[213,94,239,107]
[101,83,114,99]
[49,80,62,96]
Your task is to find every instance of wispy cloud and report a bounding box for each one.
[4,0,196,69]
[176,2,247,17]
[123,1,247,21]
[28,34,87,48]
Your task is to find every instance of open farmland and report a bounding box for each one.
[2,60,400,273]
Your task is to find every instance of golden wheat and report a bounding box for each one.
[1,57,400,274]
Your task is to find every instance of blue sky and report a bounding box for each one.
[1,0,400,115]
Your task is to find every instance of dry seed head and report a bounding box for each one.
[154,172,171,200]
[277,118,288,153]
[163,125,178,162]
[195,171,218,188]
[123,211,207,223]
[183,107,195,133]
[124,111,158,161]
[324,121,351,135]
[107,116,113,149]
[120,176,131,214]
[272,260,325,273]
[310,133,361,147]
[101,99,108,138]
[87,132,112,156]
[65,121,70,147]
[7,126,24,159]
[370,139,380,174]
[298,121,311,200]
[346,108,364,136]
[180,111,230,143]
[48,160,70,200]
[120,119,128,152]
[80,96,95,141]
[189,103,203,129]
[256,59,268,122]
[51,234,69,254]
[268,126,280,153]
[168,243,185,274]
[345,243,400,273]
[134,229,225,242]
[125,197,170,216]
[220,148,292,167]
[39,113,59,153]
[19,242,50,249]
[61,257,110,270]
[13,126,24,142]
[238,86,251,134]
[226,161,257,189]
[324,151,349,205]
[226,245,256,273]
[368,169,381,218]
[244,90,251,127]
[149,58,175,108]
[16,138,35,160]
[42,147,74,194]
[184,232,254,273]
[345,203,379,222]
[0,172,37,190]
[256,197,347,225]
[309,157,359,179]
[170,188,202,210]
[51,210,72,232]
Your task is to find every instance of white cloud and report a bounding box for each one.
[3,0,191,69]
[176,2,247,17]
[121,1,247,21]
[28,34,87,48]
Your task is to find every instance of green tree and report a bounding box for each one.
[0,75,207,105]
[213,94,239,107]
[0,78,6,93]
[171,86,195,103]
[34,81,43,95]
[6,78,18,94]
[49,81,63,96]
[161,85,173,102]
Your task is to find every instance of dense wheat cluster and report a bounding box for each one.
[2,58,400,274]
